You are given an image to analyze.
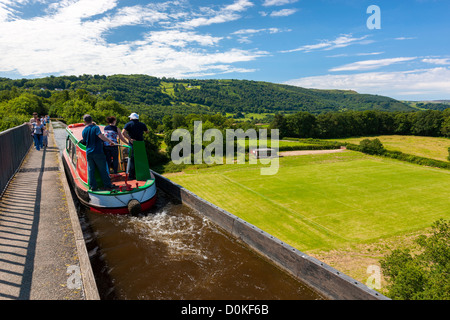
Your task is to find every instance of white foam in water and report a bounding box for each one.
[128,209,209,261]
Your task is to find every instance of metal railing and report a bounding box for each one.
[0,123,33,197]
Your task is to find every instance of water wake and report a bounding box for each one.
[123,206,212,261]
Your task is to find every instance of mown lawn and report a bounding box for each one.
[330,135,450,162]
[165,151,450,252]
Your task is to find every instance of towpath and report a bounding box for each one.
[279,149,347,157]
[0,122,98,300]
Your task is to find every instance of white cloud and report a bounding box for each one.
[232,27,283,35]
[49,0,118,20]
[176,11,241,29]
[0,0,48,21]
[356,52,384,56]
[176,0,253,29]
[142,30,222,48]
[281,34,371,53]
[0,0,267,78]
[0,1,16,21]
[422,58,450,65]
[330,57,416,72]
[262,0,298,6]
[231,27,287,43]
[224,0,253,12]
[107,5,169,27]
[327,52,384,58]
[270,8,297,17]
[285,67,450,100]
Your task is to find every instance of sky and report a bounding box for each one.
[0,0,449,101]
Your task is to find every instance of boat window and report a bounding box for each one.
[66,136,70,151]
[66,137,77,166]
[70,140,77,165]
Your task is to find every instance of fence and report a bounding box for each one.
[0,124,33,197]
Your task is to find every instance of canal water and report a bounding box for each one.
[52,122,324,300]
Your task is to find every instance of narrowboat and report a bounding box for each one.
[62,123,157,215]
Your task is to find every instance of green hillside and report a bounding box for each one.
[0,74,414,120]
[403,100,450,111]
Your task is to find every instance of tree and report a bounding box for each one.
[269,114,287,138]
[440,110,450,137]
[6,93,46,116]
[359,138,385,155]
[58,100,91,124]
[411,110,443,137]
[162,114,173,131]
[235,111,244,119]
[285,111,317,138]
[380,219,450,300]
[172,114,186,129]
[143,129,168,167]
[394,112,414,135]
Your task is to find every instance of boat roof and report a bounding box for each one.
[67,123,105,142]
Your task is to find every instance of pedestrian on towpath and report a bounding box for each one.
[42,125,48,148]
[30,112,39,124]
[31,118,45,151]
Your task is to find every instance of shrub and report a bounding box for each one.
[380,219,450,300]
[144,130,169,167]
[359,138,386,155]
[382,150,450,170]
[278,143,341,152]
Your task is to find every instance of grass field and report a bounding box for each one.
[329,135,450,162]
[165,151,450,254]
[237,139,326,149]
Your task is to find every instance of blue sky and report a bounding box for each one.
[0,0,449,100]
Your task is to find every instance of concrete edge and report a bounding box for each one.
[152,170,390,301]
[51,122,100,300]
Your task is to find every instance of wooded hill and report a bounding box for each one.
[0,74,415,120]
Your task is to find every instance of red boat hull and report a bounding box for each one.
[62,124,157,215]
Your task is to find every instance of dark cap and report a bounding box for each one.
[83,114,93,123]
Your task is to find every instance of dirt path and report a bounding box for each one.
[279,148,346,157]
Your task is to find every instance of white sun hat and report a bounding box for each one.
[129,113,139,120]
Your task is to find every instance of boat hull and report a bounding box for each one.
[63,145,157,215]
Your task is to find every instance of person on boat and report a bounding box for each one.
[103,116,128,175]
[122,113,148,180]
[82,114,117,191]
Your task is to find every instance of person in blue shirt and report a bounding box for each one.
[122,113,148,180]
[82,114,116,191]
